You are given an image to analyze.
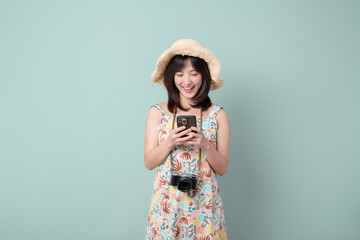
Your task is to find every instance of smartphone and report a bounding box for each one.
[176,115,197,138]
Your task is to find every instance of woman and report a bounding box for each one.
[144,39,230,240]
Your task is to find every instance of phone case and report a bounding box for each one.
[176,115,197,138]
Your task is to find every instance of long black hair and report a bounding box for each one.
[164,55,212,113]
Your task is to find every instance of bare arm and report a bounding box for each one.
[203,108,231,176]
[144,107,173,170]
[144,107,193,170]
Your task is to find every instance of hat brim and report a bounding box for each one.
[151,40,223,91]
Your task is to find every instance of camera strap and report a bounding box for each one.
[169,104,202,176]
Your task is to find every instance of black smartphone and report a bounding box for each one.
[176,115,197,138]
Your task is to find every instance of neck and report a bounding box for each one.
[179,95,196,109]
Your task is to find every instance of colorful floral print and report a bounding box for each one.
[145,103,228,240]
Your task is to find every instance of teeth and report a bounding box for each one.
[184,87,194,89]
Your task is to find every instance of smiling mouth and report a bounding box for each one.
[183,86,195,93]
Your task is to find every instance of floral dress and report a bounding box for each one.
[145,103,228,240]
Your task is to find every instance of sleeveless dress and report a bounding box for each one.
[145,103,228,240]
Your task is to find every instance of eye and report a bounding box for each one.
[176,74,183,77]
[191,74,198,76]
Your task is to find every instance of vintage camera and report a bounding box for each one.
[170,172,198,193]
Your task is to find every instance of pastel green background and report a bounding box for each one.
[0,0,359,239]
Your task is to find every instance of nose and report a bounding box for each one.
[183,74,192,85]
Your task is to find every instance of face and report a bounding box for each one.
[174,58,202,101]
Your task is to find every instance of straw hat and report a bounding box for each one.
[151,39,223,91]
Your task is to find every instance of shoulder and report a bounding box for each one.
[209,103,216,110]
[148,101,167,122]
[216,106,228,118]
[149,101,166,111]
[159,101,167,108]
[215,106,229,126]
[147,103,162,122]
[210,103,225,116]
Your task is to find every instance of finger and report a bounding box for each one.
[180,133,194,141]
[173,128,187,137]
[174,126,186,133]
[186,132,198,139]
[190,126,200,133]
[191,131,198,137]
[176,128,192,137]
[176,134,194,143]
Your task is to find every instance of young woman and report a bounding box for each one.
[144,39,230,240]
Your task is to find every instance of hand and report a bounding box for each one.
[186,126,211,150]
[165,126,194,148]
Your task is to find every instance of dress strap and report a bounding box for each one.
[209,105,223,119]
[150,104,166,117]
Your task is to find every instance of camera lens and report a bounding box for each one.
[178,178,191,192]
[180,118,187,124]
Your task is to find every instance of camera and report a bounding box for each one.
[170,171,198,193]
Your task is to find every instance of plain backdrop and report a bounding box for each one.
[0,0,359,239]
